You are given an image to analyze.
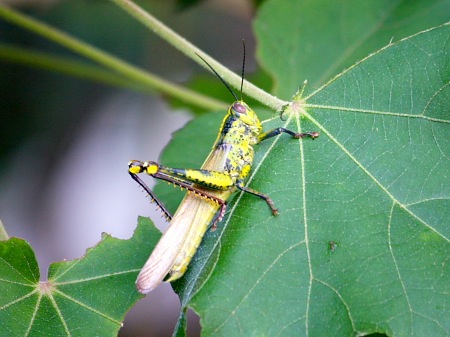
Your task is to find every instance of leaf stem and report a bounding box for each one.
[0,3,226,111]
[110,0,287,111]
[0,44,151,92]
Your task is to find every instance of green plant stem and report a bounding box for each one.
[0,44,154,93]
[0,3,226,111]
[110,0,287,111]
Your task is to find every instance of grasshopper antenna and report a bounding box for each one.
[240,40,245,101]
[196,53,238,101]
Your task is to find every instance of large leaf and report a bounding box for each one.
[0,218,159,336]
[160,23,449,337]
[254,0,449,96]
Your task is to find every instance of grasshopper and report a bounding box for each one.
[129,51,319,294]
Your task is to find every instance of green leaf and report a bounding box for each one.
[0,218,160,336]
[254,0,450,96]
[162,23,449,337]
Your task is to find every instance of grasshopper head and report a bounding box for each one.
[231,101,260,128]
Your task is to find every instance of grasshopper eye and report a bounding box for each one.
[232,102,247,115]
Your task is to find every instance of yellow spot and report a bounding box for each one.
[129,166,142,174]
[146,164,159,175]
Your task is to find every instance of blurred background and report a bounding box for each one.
[0,0,259,335]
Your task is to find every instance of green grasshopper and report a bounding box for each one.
[129,50,319,294]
